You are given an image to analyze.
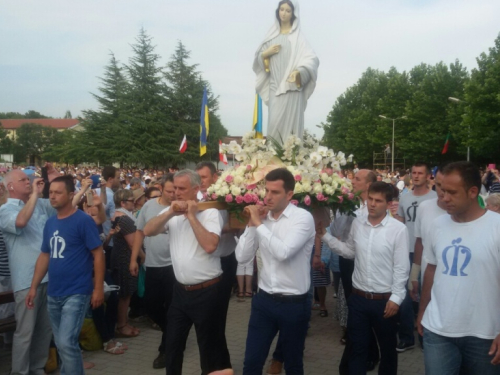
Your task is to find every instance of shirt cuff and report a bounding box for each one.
[389,293,404,306]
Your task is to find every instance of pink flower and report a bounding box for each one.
[225,175,234,183]
[202,192,208,200]
[256,200,265,206]
[252,194,259,203]
[243,193,254,204]
[338,196,344,203]
[246,184,257,190]
[235,196,244,204]
[316,193,327,202]
[348,193,354,200]
[290,199,299,206]
[246,164,253,171]
[304,195,311,206]
[341,187,350,195]
[211,193,218,200]
[324,168,334,176]
[225,194,233,203]
[294,175,302,182]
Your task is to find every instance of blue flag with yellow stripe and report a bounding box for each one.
[253,93,263,139]
[200,87,209,156]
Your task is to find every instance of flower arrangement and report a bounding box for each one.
[206,131,359,218]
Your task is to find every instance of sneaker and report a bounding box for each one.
[266,359,283,374]
[396,342,415,353]
[153,352,166,369]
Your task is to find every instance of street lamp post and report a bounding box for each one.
[379,115,407,172]
[448,97,469,161]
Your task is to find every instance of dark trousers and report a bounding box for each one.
[145,265,175,353]
[339,258,380,374]
[92,271,118,343]
[164,281,230,375]
[347,294,398,375]
[398,252,415,345]
[243,291,310,375]
[216,253,237,367]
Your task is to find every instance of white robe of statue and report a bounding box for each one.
[253,0,319,143]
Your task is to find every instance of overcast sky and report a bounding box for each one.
[1,0,499,138]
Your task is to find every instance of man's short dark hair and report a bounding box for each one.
[159,173,174,188]
[368,181,393,203]
[102,166,117,182]
[51,175,75,194]
[442,161,481,192]
[195,161,217,176]
[413,162,431,175]
[265,168,295,192]
[399,169,407,178]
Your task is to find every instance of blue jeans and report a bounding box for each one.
[244,291,310,375]
[424,329,500,375]
[47,294,91,375]
[347,294,398,375]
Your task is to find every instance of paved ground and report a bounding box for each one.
[0,287,424,374]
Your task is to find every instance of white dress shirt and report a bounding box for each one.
[322,214,409,305]
[235,203,315,295]
[159,207,223,285]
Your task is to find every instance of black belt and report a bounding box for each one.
[259,289,307,302]
[178,276,221,291]
[352,287,392,300]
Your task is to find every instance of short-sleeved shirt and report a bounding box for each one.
[95,188,115,242]
[136,199,171,267]
[41,209,102,297]
[397,190,437,253]
[160,207,223,285]
[422,210,500,339]
[0,198,56,292]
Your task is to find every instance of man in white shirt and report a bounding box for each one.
[417,162,500,374]
[236,168,315,375]
[129,174,176,369]
[196,161,235,370]
[408,167,447,301]
[143,169,230,375]
[395,162,437,352]
[319,181,409,375]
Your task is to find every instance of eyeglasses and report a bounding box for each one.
[150,195,161,199]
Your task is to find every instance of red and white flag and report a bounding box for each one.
[219,140,228,164]
[179,135,187,153]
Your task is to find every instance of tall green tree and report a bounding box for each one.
[81,52,130,164]
[14,123,57,164]
[164,41,227,165]
[463,33,500,162]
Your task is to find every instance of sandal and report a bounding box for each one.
[319,309,328,317]
[245,292,253,298]
[312,302,320,310]
[115,324,140,338]
[103,341,125,355]
[237,292,245,302]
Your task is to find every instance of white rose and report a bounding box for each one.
[313,183,323,194]
[302,183,312,193]
[230,186,242,196]
[294,183,304,194]
[220,186,230,195]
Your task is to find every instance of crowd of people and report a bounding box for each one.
[0,159,500,375]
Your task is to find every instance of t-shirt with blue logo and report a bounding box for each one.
[41,209,102,297]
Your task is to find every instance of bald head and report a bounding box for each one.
[4,170,32,201]
[352,169,376,196]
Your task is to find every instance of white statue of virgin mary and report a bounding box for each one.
[253,0,319,143]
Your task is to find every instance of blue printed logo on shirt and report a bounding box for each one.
[442,238,471,276]
[49,230,66,259]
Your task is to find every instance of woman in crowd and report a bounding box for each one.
[111,189,140,338]
[486,193,500,213]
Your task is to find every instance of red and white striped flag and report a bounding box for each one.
[179,135,187,153]
[219,140,228,164]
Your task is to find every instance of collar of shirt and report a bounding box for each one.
[6,198,24,207]
[265,203,293,222]
[362,213,390,228]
